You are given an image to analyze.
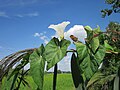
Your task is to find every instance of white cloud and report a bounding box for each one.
[64,25,87,43]
[15,14,24,18]
[16,12,39,18]
[47,54,71,72]
[0,0,39,7]
[0,12,9,18]
[0,11,39,18]
[58,53,72,71]
[34,32,49,44]
[34,33,40,37]
[44,39,49,44]
[27,12,39,17]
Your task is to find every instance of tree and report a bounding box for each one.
[101,0,120,17]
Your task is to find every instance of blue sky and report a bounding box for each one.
[0,0,119,70]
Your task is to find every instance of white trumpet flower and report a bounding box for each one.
[48,21,70,39]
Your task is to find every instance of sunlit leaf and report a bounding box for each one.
[75,42,87,60]
[84,26,92,32]
[75,42,105,80]
[44,37,70,70]
[37,44,45,56]
[30,50,45,90]
[80,54,98,80]
[87,71,104,88]
[94,45,105,64]
[104,41,114,51]
[93,26,101,33]
[84,26,93,40]
[90,36,99,53]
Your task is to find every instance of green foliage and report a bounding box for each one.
[94,45,106,64]
[106,22,120,48]
[87,22,120,90]
[44,37,70,70]
[30,45,45,90]
[75,26,105,81]
[101,0,120,17]
[75,42,87,60]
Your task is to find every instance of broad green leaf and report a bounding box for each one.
[104,41,114,51]
[84,26,92,32]
[30,51,45,90]
[90,36,99,53]
[75,42,87,60]
[71,53,83,88]
[94,45,105,64]
[80,54,99,80]
[44,37,70,70]
[85,26,100,53]
[37,44,45,56]
[84,26,93,40]
[87,71,104,88]
[75,42,102,80]
[93,26,101,33]
[114,75,119,90]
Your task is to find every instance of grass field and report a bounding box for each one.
[1,73,75,90]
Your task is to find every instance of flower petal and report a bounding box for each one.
[48,21,70,39]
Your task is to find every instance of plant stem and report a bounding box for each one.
[16,77,22,90]
[53,64,57,90]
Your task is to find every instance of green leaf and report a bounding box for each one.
[104,41,114,51]
[84,26,92,32]
[30,50,45,90]
[71,53,83,88]
[75,42,87,60]
[80,54,98,80]
[94,26,101,33]
[90,36,100,53]
[44,37,70,70]
[75,42,102,80]
[114,75,119,90]
[37,44,45,56]
[84,26,93,40]
[94,45,105,64]
[87,71,104,88]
